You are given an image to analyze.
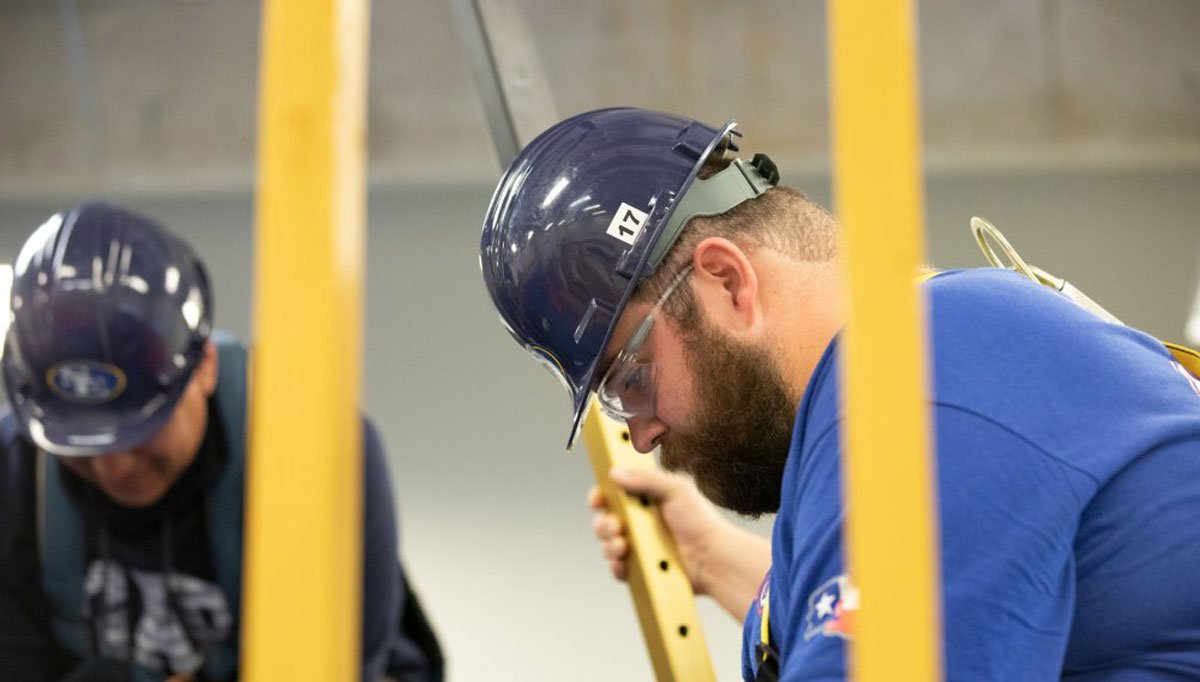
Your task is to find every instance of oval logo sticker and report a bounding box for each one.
[46,361,128,404]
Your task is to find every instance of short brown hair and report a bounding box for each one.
[633,158,838,326]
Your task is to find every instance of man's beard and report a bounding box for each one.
[659,320,797,517]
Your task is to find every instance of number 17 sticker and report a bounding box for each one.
[606,202,649,246]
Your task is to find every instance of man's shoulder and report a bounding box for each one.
[925,267,1076,325]
[0,409,33,486]
[0,409,37,557]
[0,406,23,443]
[924,267,1170,375]
[359,415,392,489]
[924,268,1200,479]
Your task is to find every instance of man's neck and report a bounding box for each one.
[759,255,845,406]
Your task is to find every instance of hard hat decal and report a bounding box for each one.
[605,202,649,246]
[46,361,128,404]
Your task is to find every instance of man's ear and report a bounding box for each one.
[690,237,761,333]
[195,340,219,397]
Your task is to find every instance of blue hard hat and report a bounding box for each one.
[2,203,213,456]
[479,107,778,448]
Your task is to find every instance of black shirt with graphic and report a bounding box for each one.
[61,400,232,677]
[0,399,434,682]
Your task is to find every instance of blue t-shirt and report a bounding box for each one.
[741,268,1200,681]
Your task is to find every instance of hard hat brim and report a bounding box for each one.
[561,118,740,450]
[4,355,196,457]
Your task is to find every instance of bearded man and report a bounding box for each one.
[479,108,1200,681]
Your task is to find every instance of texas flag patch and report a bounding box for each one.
[803,574,859,641]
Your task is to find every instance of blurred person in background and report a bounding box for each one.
[0,203,443,682]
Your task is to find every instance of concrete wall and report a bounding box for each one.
[1,0,1198,198]
[1,165,1197,680]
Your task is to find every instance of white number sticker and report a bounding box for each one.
[606,202,649,246]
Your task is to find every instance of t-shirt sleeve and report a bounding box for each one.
[773,424,850,682]
[773,404,1095,681]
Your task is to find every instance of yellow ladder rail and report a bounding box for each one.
[581,403,717,682]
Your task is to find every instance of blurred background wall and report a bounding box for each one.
[1,1,1197,680]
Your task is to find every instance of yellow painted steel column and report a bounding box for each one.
[243,0,370,680]
[828,1,942,681]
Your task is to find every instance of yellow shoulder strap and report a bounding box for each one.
[760,589,771,661]
[1165,342,1200,379]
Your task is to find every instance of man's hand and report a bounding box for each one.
[588,466,773,621]
[589,467,726,596]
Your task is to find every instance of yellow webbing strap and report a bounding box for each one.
[759,586,771,661]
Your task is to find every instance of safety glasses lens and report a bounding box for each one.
[597,358,655,421]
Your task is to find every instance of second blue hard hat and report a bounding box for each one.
[2,203,213,456]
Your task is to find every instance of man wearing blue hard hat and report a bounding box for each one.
[479,107,1200,680]
[0,204,442,682]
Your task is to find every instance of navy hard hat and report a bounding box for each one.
[2,203,213,456]
[479,107,778,448]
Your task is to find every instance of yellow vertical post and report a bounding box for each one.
[243,0,370,680]
[828,1,942,681]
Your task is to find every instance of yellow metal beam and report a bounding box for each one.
[828,1,942,680]
[243,0,370,680]
[581,403,716,682]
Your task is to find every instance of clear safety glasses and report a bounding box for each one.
[596,265,694,422]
